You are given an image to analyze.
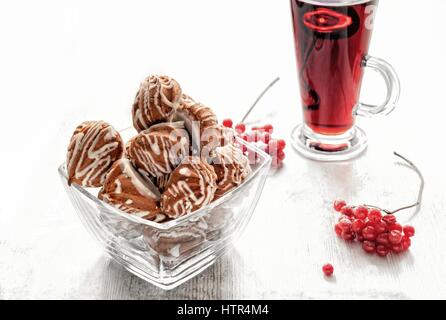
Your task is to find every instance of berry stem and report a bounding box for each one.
[389,152,424,215]
[241,77,280,123]
[363,152,424,215]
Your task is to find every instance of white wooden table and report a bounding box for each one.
[1,0,446,299]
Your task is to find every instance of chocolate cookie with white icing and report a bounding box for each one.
[171,94,232,160]
[67,120,124,188]
[211,144,252,200]
[161,156,217,219]
[98,158,165,221]
[132,75,182,132]
[126,122,190,179]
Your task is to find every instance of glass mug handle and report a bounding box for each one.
[355,55,401,117]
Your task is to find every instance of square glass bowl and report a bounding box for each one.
[58,134,271,290]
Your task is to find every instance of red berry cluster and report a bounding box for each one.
[222,119,286,167]
[333,200,415,257]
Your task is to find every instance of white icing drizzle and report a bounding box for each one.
[179,167,192,177]
[128,123,188,178]
[132,75,182,131]
[67,121,122,186]
[163,158,217,218]
[115,179,122,194]
[212,144,252,198]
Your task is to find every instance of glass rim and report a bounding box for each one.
[297,0,375,6]
[59,135,272,231]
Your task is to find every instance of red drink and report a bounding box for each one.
[291,0,377,135]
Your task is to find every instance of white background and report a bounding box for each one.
[1,0,446,299]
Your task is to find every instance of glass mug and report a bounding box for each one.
[290,0,400,161]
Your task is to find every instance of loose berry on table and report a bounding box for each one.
[322,263,334,277]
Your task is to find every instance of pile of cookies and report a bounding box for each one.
[66,75,252,223]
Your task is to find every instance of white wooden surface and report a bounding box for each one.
[1,0,446,299]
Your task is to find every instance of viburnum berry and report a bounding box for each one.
[374,220,388,234]
[362,226,377,241]
[403,225,415,237]
[333,200,347,212]
[376,233,390,246]
[334,224,342,237]
[388,223,403,233]
[388,230,403,245]
[341,231,355,241]
[277,149,286,162]
[322,264,334,277]
[222,118,233,128]
[261,132,271,144]
[362,241,376,254]
[402,236,411,251]
[235,123,246,134]
[354,206,369,220]
[263,124,274,133]
[241,133,249,142]
[383,214,397,225]
[376,245,390,257]
[351,219,366,233]
[368,209,382,223]
[391,243,404,254]
[277,139,286,150]
[341,206,355,217]
[338,217,352,232]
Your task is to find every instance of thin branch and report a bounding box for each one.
[361,152,424,215]
[241,77,280,123]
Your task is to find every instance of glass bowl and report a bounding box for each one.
[58,134,271,290]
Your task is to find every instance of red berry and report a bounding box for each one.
[338,218,352,232]
[277,149,285,162]
[362,241,376,254]
[235,123,246,134]
[263,124,274,133]
[341,231,355,241]
[354,206,369,220]
[352,219,366,233]
[376,233,390,246]
[403,225,415,237]
[391,243,404,254]
[376,245,390,257]
[222,119,233,128]
[374,220,388,234]
[261,132,271,144]
[388,230,403,245]
[402,236,412,251]
[333,200,347,212]
[322,264,334,277]
[368,209,382,223]
[277,139,286,150]
[357,234,365,242]
[334,224,342,237]
[388,223,403,233]
[383,214,397,225]
[341,206,355,217]
[241,133,249,141]
[363,226,377,241]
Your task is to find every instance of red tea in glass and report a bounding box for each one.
[290,0,400,161]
